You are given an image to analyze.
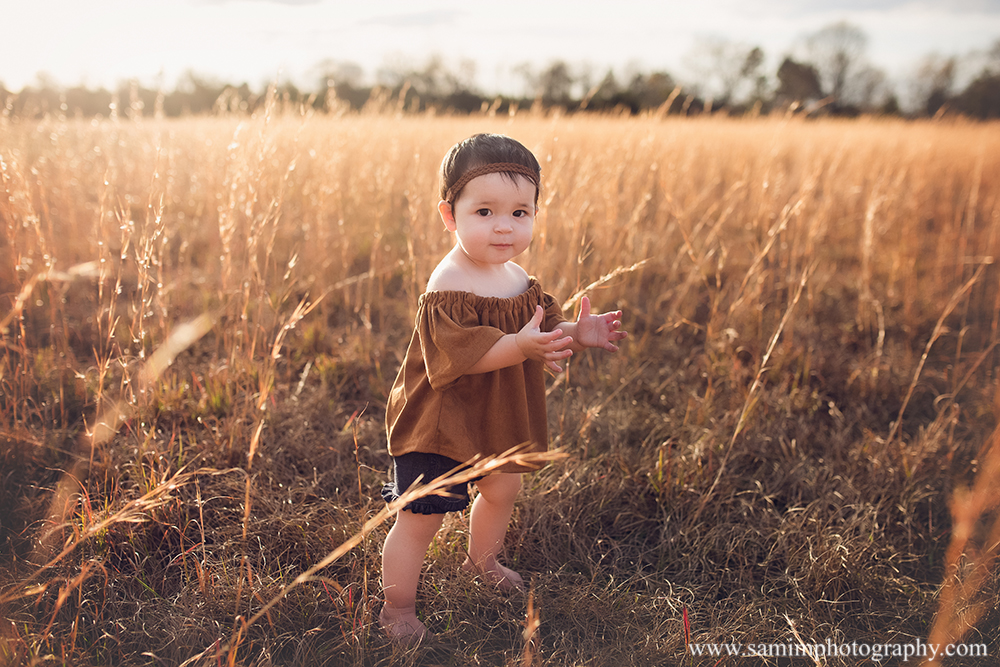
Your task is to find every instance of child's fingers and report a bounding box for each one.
[543,348,572,372]
[548,334,573,350]
[518,306,545,336]
[543,347,573,361]
[529,305,544,328]
[532,330,571,347]
[604,331,627,350]
[534,342,572,360]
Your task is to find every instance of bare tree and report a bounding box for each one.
[538,61,575,105]
[407,55,457,99]
[740,47,769,105]
[805,21,868,102]
[316,60,365,89]
[775,57,823,104]
[953,70,1000,119]
[991,39,1000,72]
[849,64,893,111]
[911,54,956,116]
[951,39,1000,119]
[516,60,576,106]
[580,68,619,109]
[685,37,766,105]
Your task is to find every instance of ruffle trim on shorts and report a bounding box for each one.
[380,483,470,515]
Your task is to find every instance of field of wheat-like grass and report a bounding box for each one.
[1,103,999,666]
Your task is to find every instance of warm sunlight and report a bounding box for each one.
[4,0,999,96]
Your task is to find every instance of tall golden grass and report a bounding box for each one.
[1,96,999,665]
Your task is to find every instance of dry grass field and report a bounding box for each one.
[1,98,999,665]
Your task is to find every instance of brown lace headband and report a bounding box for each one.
[445,162,540,205]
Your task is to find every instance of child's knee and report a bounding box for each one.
[476,473,521,505]
[392,509,445,541]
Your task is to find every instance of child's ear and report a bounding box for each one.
[438,200,457,231]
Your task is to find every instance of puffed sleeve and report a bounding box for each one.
[541,291,568,332]
[417,300,505,391]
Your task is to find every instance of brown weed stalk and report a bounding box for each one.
[921,410,1000,666]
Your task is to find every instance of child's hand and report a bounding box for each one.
[573,296,627,352]
[516,305,574,372]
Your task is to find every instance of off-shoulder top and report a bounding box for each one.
[385,277,567,473]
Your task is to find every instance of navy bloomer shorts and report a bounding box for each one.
[381,451,483,514]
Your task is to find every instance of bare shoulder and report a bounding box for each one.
[425,250,530,297]
[506,262,529,284]
[426,255,466,293]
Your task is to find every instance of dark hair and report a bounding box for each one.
[439,134,541,206]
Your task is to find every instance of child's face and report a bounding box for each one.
[439,172,537,266]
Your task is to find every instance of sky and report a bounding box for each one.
[3,0,1000,98]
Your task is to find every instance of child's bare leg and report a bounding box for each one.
[464,473,524,591]
[381,509,445,643]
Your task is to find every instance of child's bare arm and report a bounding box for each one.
[554,296,627,353]
[466,306,574,374]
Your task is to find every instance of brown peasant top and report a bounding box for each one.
[385,278,567,473]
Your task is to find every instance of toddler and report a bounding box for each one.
[379,133,627,644]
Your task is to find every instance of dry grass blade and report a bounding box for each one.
[921,410,1000,666]
[695,260,817,520]
[180,446,567,667]
[29,314,215,560]
[0,466,242,605]
[267,293,326,364]
[139,313,215,384]
[728,196,807,316]
[886,262,987,448]
[522,581,541,667]
[0,262,101,333]
[561,259,648,312]
[783,614,823,667]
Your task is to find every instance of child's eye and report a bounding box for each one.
[476,208,491,216]
[513,209,530,218]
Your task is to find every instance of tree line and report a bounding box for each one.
[2,23,999,120]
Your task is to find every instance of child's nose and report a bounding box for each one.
[494,215,513,231]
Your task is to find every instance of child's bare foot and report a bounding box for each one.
[379,604,428,646]
[461,557,525,592]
